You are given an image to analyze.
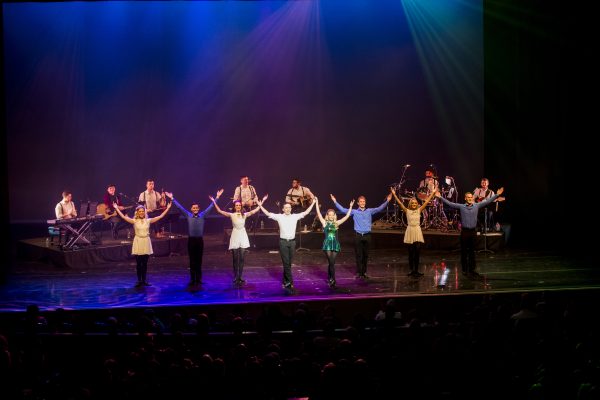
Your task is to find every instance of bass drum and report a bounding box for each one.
[416,187,430,201]
[402,209,429,229]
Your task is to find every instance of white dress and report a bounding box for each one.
[228,213,250,250]
[404,209,424,244]
[132,219,153,255]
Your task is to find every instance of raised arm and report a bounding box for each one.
[436,191,461,209]
[337,200,355,226]
[476,187,504,209]
[201,189,223,215]
[300,198,316,217]
[370,194,391,215]
[315,198,326,226]
[256,195,271,217]
[419,190,437,212]
[149,202,172,224]
[165,192,192,217]
[114,203,136,224]
[390,187,408,212]
[331,194,349,213]
[209,195,230,217]
[244,204,262,217]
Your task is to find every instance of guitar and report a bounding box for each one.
[96,204,134,220]
[287,194,313,208]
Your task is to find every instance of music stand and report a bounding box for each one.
[477,207,494,254]
[296,224,310,252]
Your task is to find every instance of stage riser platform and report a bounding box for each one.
[18,229,504,269]
[226,230,505,252]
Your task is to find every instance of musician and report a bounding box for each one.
[54,190,77,247]
[55,190,77,220]
[473,178,495,232]
[138,179,167,237]
[103,184,129,239]
[285,178,315,213]
[418,168,439,196]
[233,175,258,211]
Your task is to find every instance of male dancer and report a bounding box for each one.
[166,189,224,286]
[331,192,392,279]
[257,195,316,293]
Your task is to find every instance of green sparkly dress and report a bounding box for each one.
[322,222,341,252]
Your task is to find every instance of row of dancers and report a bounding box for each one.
[110,182,504,291]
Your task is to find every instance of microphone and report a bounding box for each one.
[404,164,411,167]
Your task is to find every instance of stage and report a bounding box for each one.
[2,229,598,313]
[16,225,507,269]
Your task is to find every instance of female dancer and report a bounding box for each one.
[314,197,354,288]
[210,196,261,286]
[114,202,172,287]
[390,187,436,277]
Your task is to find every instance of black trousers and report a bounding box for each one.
[109,216,129,238]
[188,236,204,283]
[354,233,372,275]
[135,255,150,283]
[460,228,477,273]
[408,242,421,272]
[279,239,295,286]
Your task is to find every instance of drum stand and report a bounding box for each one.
[477,207,494,254]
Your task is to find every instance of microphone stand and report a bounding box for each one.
[478,203,494,254]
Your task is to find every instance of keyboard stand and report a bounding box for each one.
[62,219,95,250]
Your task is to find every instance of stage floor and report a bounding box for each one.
[1,233,597,313]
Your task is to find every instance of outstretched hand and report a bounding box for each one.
[165,192,173,199]
[209,195,216,203]
[434,191,441,198]
[349,199,355,208]
[216,189,224,199]
[497,187,504,195]
[330,194,336,203]
[386,193,392,202]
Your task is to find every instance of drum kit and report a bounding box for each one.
[381,164,459,231]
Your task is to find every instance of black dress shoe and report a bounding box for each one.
[143,281,152,286]
[135,281,143,287]
[413,271,424,277]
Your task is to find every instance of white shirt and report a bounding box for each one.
[285,186,314,205]
[233,185,257,205]
[138,190,162,211]
[55,200,77,219]
[268,211,309,240]
[419,177,439,193]
[473,187,494,202]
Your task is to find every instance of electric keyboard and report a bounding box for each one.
[46,214,103,250]
[47,214,103,225]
